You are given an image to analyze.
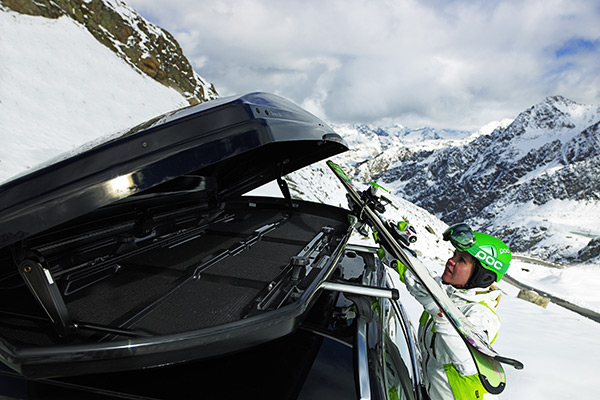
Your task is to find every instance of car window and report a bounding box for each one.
[297,335,357,399]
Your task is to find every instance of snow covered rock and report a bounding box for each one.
[1,0,217,104]
[291,97,600,265]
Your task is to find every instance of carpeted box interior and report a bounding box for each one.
[61,206,345,338]
[0,202,348,346]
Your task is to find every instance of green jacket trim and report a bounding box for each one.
[444,363,488,399]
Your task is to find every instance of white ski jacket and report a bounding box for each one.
[404,270,502,400]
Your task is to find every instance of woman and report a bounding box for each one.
[393,223,511,399]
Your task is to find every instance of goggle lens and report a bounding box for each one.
[443,223,476,250]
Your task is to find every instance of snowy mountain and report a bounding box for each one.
[1,0,218,105]
[282,123,482,263]
[301,96,600,266]
[0,0,217,183]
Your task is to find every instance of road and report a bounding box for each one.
[505,255,600,323]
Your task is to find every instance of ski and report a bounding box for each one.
[327,160,523,394]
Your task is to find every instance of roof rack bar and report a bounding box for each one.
[320,281,399,300]
[344,244,380,254]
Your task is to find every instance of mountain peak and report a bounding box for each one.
[543,94,573,106]
[504,95,600,141]
[349,96,600,265]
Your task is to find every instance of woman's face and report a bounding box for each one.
[442,250,476,288]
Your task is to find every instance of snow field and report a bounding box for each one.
[0,10,188,183]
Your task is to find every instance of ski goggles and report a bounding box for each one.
[442,223,476,251]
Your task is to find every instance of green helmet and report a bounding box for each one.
[443,223,511,288]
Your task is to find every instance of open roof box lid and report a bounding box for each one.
[0,93,351,378]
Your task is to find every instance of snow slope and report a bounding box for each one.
[0,8,189,183]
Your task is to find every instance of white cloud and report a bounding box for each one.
[126,0,600,130]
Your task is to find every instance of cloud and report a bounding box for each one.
[126,0,600,130]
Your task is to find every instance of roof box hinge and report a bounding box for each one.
[277,177,297,209]
[18,260,75,338]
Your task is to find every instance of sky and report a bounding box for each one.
[125,0,600,130]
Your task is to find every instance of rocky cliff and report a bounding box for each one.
[328,96,600,265]
[1,0,218,105]
[371,96,600,263]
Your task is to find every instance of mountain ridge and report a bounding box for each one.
[286,96,600,267]
[344,95,600,265]
[0,0,211,182]
[0,0,218,105]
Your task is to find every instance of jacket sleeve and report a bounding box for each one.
[461,302,501,345]
[403,270,445,321]
[404,271,499,376]
[437,303,500,375]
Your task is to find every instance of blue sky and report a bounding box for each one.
[126,0,600,130]
[555,37,599,58]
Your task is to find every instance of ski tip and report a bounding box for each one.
[513,361,524,370]
[497,356,524,370]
